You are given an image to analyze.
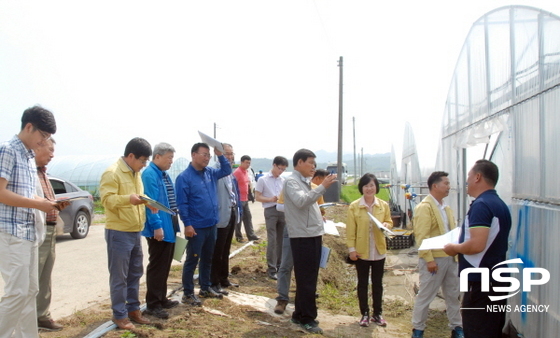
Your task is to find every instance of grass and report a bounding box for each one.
[341,184,390,203]
[94,199,105,214]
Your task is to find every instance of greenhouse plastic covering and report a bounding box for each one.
[436,5,560,337]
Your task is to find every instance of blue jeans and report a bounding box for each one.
[105,229,143,319]
[276,227,293,301]
[182,226,217,294]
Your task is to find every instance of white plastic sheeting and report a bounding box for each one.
[438,5,560,337]
[47,155,190,197]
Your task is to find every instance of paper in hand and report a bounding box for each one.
[55,196,88,203]
[418,227,461,251]
[139,196,176,215]
[367,212,396,236]
[198,131,225,153]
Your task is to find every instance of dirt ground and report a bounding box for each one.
[39,205,453,338]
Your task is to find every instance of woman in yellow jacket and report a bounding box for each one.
[346,173,393,327]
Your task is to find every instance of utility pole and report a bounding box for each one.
[213,122,217,162]
[361,147,364,177]
[337,56,343,195]
[353,116,357,185]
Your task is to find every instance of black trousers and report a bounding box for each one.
[211,209,236,286]
[355,258,385,316]
[290,236,322,325]
[462,281,507,338]
[145,237,175,309]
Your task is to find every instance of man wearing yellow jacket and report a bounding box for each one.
[411,171,463,338]
[100,137,152,330]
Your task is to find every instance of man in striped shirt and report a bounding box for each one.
[141,142,180,320]
[35,137,69,332]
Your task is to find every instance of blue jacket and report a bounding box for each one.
[141,161,176,243]
[176,155,232,229]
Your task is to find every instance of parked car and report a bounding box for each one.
[48,175,94,239]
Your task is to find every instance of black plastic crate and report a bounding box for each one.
[386,231,413,250]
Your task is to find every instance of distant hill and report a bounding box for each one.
[313,150,390,176]
[248,150,390,178]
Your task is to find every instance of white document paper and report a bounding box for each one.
[418,227,461,251]
[198,131,224,153]
[323,220,340,236]
[367,212,396,236]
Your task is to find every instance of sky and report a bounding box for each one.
[2,0,560,171]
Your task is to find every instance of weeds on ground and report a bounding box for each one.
[93,200,104,214]
[119,331,136,338]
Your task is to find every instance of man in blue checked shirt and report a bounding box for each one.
[0,106,59,338]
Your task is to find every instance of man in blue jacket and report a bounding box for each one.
[141,142,180,319]
[176,143,231,306]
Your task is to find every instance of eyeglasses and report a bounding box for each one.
[137,157,148,165]
[224,152,235,156]
[197,152,211,158]
[275,165,287,172]
[38,129,51,141]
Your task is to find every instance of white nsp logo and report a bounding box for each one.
[459,258,550,301]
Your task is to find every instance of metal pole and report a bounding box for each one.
[353,116,357,185]
[213,122,217,162]
[361,147,364,177]
[337,56,343,195]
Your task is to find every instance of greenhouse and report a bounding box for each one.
[435,5,560,337]
[47,155,191,197]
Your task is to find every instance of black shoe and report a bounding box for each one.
[162,299,180,309]
[248,236,260,241]
[291,318,319,325]
[300,321,323,334]
[268,273,278,280]
[144,307,169,319]
[211,285,229,296]
[221,280,239,288]
[200,288,223,299]
[181,293,202,306]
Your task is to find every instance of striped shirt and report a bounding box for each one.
[0,135,37,241]
[37,166,58,223]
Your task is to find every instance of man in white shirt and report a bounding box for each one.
[255,156,289,280]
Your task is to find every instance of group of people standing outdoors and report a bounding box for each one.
[98,137,338,334]
[344,160,511,338]
[0,106,511,338]
[410,161,511,338]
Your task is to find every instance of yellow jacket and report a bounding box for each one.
[100,158,146,232]
[346,197,393,257]
[413,194,456,262]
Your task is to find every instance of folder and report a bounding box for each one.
[173,236,188,262]
[320,246,331,268]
